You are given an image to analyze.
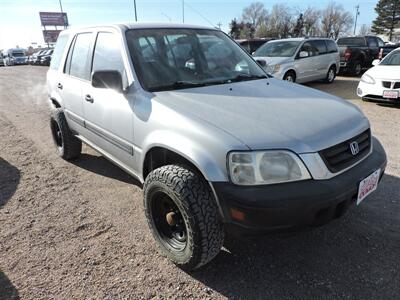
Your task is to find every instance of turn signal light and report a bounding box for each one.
[230,208,246,221]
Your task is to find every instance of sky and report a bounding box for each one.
[0,0,379,49]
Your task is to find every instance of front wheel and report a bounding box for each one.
[283,71,296,83]
[143,165,224,270]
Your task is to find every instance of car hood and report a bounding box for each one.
[253,56,292,66]
[365,65,400,80]
[153,79,369,153]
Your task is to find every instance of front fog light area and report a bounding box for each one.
[229,151,311,185]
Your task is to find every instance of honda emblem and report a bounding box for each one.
[350,141,359,156]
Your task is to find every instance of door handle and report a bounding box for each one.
[57,83,63,90]
[85,94,94,103]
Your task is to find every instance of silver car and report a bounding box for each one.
[47,24,386,270]
[253,38,340,83]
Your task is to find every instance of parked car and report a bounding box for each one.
[3,48,28,66]
[0,53,4,67]
[40,49,54,66]
[379,43,400,59]
[337,35,385,75]
[237,38,274,54]
[47,23,387,270]
[253,37,339,83]
[357,48,400,103]
[29,50,45,64]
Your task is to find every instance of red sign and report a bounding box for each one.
[43,30,62,43]
[39,12,68,26]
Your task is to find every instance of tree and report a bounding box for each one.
[241,2,268,27]
[359,24,371,35]
[229,18,241,39]
[293,13,304,37]
[371,0,400,41]
[303,7,321,36]
[321,2,353,39]
[266,4,294,38]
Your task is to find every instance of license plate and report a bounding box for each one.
[357,169,381,205]
[383,90,399,99]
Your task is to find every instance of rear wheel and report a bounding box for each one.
[143,165,224,270]
[325,66,336,83]
[351,60,362,76]
[283,71,296,82]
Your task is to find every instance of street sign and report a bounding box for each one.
[39,12,68,26]
[42,30,61,43]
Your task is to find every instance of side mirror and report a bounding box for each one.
[92,70,123,93]
[372,59,380,66]
[256,59,267,67]
[299,51,309,58]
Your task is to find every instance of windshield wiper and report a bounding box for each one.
[225,74,268,83]
[149,81,207,92]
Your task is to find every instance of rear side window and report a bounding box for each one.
[67,33,92,80]
[92,32,125,75]
[310,40,327,55]
[337,37,366,47]
[326,40,338,53]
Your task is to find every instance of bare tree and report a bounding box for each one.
[358,24,371,35]
[241,2,268,27]
[266,4,294,38]
[321,2,354,39]
[303,7,321,37]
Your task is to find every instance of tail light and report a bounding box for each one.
[344,48,352,61]
[378,48,383,60]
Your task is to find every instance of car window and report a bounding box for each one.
[310,40,327,55]
[254,41,301,57]
[299,42,317,57]
[326,40,338,53]
[376,37,385,48]
[68,33,92,80]
[381,50,400,65]
[337,37,366,46]
[92,32,125,75]
[367,37,378,47]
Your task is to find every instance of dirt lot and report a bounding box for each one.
[0,66,399,300]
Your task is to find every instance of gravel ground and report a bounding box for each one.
[0,66,399,300]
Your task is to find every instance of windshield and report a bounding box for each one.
[12,52,25,57]
[380,50,400,66]
[126,28,267,92]
[254,41,301,57]
[337,37,366,47]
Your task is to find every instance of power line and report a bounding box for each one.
[184,1,215,28]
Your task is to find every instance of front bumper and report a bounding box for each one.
[212,137,387,235]
[357,81,400,103]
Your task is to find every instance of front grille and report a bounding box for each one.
[382,81,400,89]
[319,129,371,173]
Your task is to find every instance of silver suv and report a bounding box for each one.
[47,24,387,270]
[253,38,340,83]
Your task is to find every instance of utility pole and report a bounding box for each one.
[134,0,138,22]
[217,22,222,30]
[354,4,360,35]
[182,0,185,23]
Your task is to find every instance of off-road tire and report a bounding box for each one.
[283,71,296,83]
[50,108,82,160]
[143,165,224,270]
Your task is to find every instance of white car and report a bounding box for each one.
[357,48,400,103]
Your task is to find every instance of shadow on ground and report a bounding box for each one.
[0,157,20,208]
[191,174,400,299]
[0,271,19,300]
[71,153,142,187]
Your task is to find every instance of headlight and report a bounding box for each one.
[361,74,375,84]
[272,64,281,73]
[228,150,311,185]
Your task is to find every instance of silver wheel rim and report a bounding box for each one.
[328,69,335,82]
[285,75,294,82]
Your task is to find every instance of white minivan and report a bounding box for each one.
[253,38,340,84]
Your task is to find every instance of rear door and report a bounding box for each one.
[82,30,135,169]
[61,32,94,133]
[309,40,328,78]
